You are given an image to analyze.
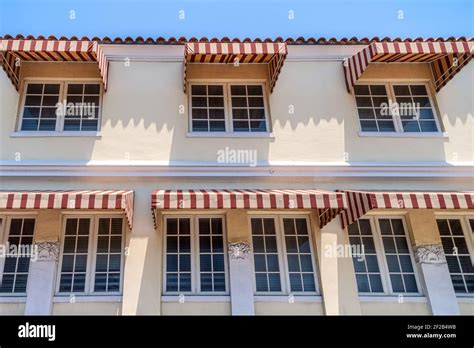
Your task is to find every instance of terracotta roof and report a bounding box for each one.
[1,34,472,45]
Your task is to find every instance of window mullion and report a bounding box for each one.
[193,216,199,294]
[371,217,391,295]
[225,83,232,133]
[57,81,65,132]
[387,83,402,133]
[87,216,97,294]
[278,217,290,294]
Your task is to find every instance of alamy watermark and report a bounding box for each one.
[55,100,97,118]
[217,147,257,167]
[0,242,39,262]
[380,101,421,119]
[324,242,366,261]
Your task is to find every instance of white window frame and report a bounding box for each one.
[187,80,271,134]
[17,78,103,134]
[56,214,125,296]
[250,215,319,296]
[355,216,423,296]
[435,214,474,296]
[0,215,36,297]
[348,218,387,295]
[162,215,230,295]
[355,80,442,135]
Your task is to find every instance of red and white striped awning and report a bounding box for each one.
[151,189,346,228]
[0,39,109,91]
[339,189,474,228]
[344,41,473,93]
[184,42,287,92]
[0,190,134,229]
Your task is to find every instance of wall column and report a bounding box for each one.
[122,188,162,315]
[407,210,460,315]
[226,210,255,315]
[313,212,361,315]
[24,210,61,315]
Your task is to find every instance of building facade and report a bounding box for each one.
[0,36,473,315]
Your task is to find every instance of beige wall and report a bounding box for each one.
[0,303,26,315]
[458,302,474,315]
[52,302,121,315]
[161,302,231,315]
[360,301,431,315]
[255,301,324,315]
[0,48,472,164]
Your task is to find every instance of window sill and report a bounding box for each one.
[359,295,427,303]
[358,131,448,139]
[0,296,26,303]
[254,295,322,302]
[161,295,230,302]
[53,295,122,303]
[10,131,102,138]
[186,132,274,139]
[456,296,474,302]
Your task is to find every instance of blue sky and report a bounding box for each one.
[0,0,472,39]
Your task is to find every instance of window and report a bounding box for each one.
[58,216,124,294]
[164,216,228,294]
[189,82,269,133]
[437,218,474,294]
[348,217,420,295]
[19,81,102,132]
[0,218,35,294]
[251,216,317,294]
[378,218,418,293]
[354,83,439,133]
[348,219,384,293]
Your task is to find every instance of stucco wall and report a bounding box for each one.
[0,47,472,164]
[360,301,431,315]
[52,302,121,315]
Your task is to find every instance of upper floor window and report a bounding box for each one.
[437,217,474,294]
[19,81,102,132]
[348,216,420,295]
[354,83,440,133]
[57,216,124,295]
[189,83,269,133]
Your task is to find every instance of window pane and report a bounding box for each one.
[0,218,35,294]
[348,219,384,293]
[438,219,474,293]
[230,85,267,132]
[283,218,316,292]
[394,84,438,133]
[379,218,418,293]
[251,218,281,293]
[198,218,225,292]
[93,218,123,293]
[191,85,225,132]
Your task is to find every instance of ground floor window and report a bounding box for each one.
[0,217,35,294]
[163,216,228,294]
[250,216,317,294]
[348,216,420,295]
[57,216,124,295]
[437,216,474,294]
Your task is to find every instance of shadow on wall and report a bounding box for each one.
[342,62,474,164]
[1,59,472,165]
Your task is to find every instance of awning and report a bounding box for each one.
[339,189,474,229]
[183,42,287,92]
[151,189,346,228]
[0,39,109,91]
[0,190,134,229]
[343,41,473,93]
